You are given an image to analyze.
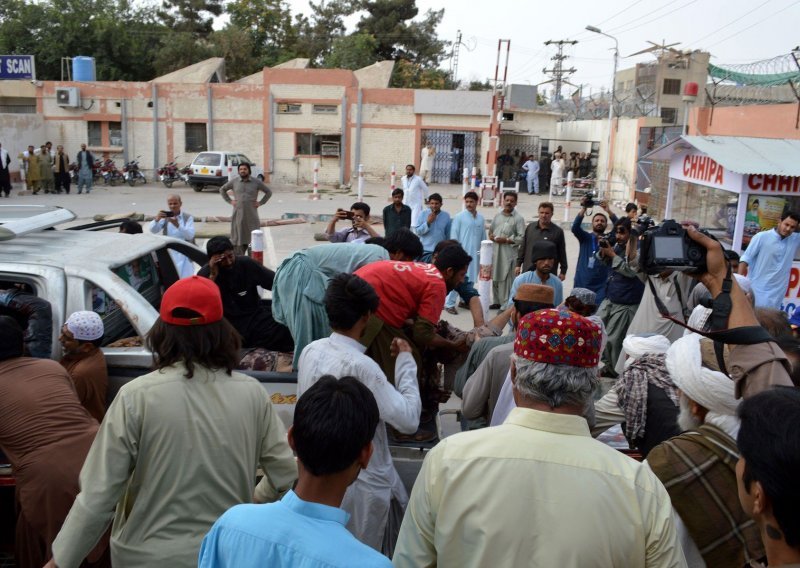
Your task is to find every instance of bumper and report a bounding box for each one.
[187,175,226,187]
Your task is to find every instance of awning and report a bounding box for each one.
[638,135,800,177]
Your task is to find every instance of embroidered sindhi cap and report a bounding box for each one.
[514,307,602,368]
[160,276,224,325]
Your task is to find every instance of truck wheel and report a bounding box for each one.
[191,184,204,192]
[257,174,264,181]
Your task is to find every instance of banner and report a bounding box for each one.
[0,55,36,80]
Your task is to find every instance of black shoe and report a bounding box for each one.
[489,303,501,309]
[445,307,458,315]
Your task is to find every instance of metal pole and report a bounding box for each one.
[390,163,396,194]
[354,89,363,185]
[339,94,346,186]
[121,99,128,165]
[310,161,319,200]
[358,164,364,202]
[152,84,158,173]
[206,85,214,150]
[268,92,275,174]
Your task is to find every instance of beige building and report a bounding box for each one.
[0,58,561,187]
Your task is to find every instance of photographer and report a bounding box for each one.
[326,202,379,244]
[149,194,196,278]
[571,196,618,304]
[595,219,644,376]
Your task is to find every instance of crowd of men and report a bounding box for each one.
[2,164,800,568]
[0,141,98,196]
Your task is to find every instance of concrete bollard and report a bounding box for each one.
[250,229,264,264]
[309,161,320,200]
[477,239,494,321]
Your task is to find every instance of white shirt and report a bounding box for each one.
[149,212,196,278]
[522,159,539,179]
[402,174,429,228]
[297,332,421,551]
[393,407,687,568]
[420,147,434,171]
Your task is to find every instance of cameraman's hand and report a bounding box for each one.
[155,210,166,221]
[600,200,609,211]
[686,226,758,329]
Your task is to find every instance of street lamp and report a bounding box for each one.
[586,25,619,195]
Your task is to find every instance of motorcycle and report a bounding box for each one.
[100,159,124,186]
[123,156,146,186]
[69,159,104,184]
[157,158,182,188]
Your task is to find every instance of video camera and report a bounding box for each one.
[640,219,715,275]
[580,191,599,208]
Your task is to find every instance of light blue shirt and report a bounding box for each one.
[450,209,486,284]
[740,228,800,309]
[198,490,392,568]
[413,208,451,253]
[507,270,563,307]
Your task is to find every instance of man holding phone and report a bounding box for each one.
[325,202,379,244]
[149,194,196,278]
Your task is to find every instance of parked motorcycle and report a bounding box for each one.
[157,158,182,188]
[69,159,104,184]
[100,159,124,186]
[123,156,146,186]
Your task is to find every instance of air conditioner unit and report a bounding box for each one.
[56,87,80,108]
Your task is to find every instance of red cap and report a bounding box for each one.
[514,307,602,368]
[160,276,223,326]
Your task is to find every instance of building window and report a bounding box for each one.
[296,133,342,156]
[277,103,302,114]
[87,121,102,146]
[312,104,338,114]
[109,122,122,147]
[0,96,35,113]
[662,78,681,95]
[501,112,515,122]
[660,107,677,124]
[185,123,208,152]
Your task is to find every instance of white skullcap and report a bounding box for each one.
[622,334,671,359]
[65,311,104,341]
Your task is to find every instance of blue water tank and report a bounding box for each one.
[72,56,96,82]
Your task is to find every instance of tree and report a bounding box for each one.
[324,33,378,70]
[153,33,214,77]
[390,59,454,89]
[158,0,223,38]
[467,79,493,91]
[226,0,298,67]
[209,27,260,81]
[292,0,358,66]
[355,0,448,67]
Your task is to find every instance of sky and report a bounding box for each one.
[284,0,800,96]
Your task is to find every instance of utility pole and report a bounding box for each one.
[450,29,463,83]
[487,39,511,178]
[542,40,577,102]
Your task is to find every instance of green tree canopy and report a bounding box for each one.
[158,0,223,38]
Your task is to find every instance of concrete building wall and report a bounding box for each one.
[690,103,800,140]
[0,113,45,178]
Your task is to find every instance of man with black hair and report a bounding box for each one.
[298,273,420,553]
[413,192,451,261]
[736,387,800,568]
[383,188,411,237]
[0,316,107,568]
[0,284,53,358]
[220,163,272,255]
[517,202,568,282]
[273,243,388,368]
[355,246,472,383]
[198,236,294,353]
[199,376,391,568]
[572,199,618,304]
[326,202,379,244]
[506,240,563,307]
[402,164,429,228]
[59,311,108,422]
[383,227,423,261]
[445,191,485,315]
[740,210,800,309]
[49,276,297,568]
[489,191,525,309]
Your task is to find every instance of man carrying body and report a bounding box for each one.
[522,155,540,195]
[489,191,525,309]
[273,242,389,369]
[572,199,618,304]
[596,218,645,375]
[507,240,563,307]
[298,273,420,554]
[444,191,485,315]
[393,307,685,567]
[326,202,379,244]
[413,193,451,262]
[401,164,429,228]
[199,376,391,568]
[517,201,567,282]
[648,332,765,567]
[382,188,411,237]
[198,236,294,353]
[75,143,94,195]
[59,311,108,423]
[0,316,107,568]
[419,142,435,183]
[355,246,472,383]
[0,142,10,197]
[739,211,800,309]
[149,194,196,278]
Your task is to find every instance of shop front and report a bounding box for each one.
[650,135,800,313]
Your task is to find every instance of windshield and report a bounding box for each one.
[193,153,222,167]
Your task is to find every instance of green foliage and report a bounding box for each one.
[467,79,493,91]
[226,0,297,67]
[158,0,223,38]
[292,0,358,66]
[324,33,378,70]
[390,59,455,90]
[208,27,259,81]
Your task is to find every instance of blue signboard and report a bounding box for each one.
[0,55,36,80]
